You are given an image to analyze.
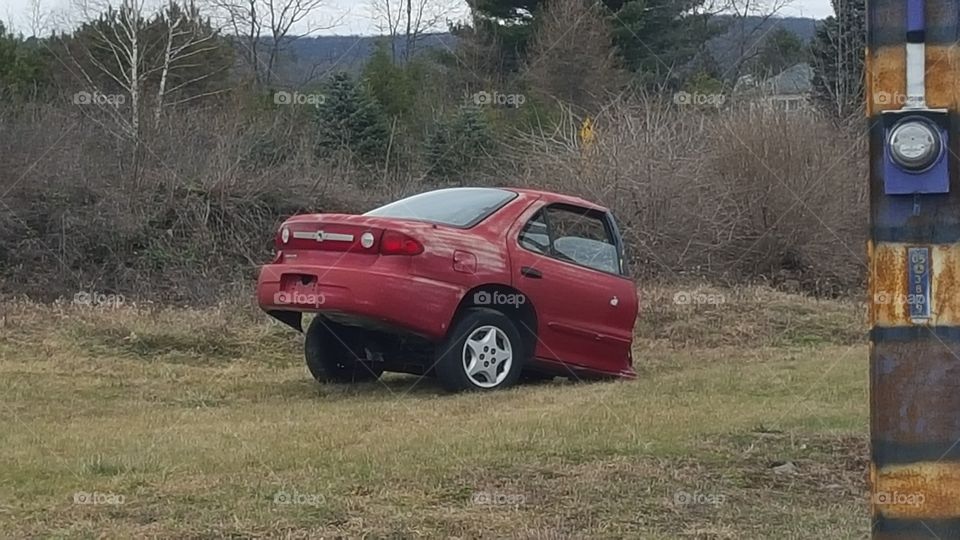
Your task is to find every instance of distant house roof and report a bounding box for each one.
[765,63,813,95]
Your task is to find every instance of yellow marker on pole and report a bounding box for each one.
[580,117,595,151]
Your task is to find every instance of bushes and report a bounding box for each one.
[0,103,378,303]
[0,90,867,304]
[500,98,867,294]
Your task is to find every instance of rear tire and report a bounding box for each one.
[304,316,384,383]
[435,308,525,392]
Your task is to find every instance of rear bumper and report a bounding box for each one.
[257,263,463,340]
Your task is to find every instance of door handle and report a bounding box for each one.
[520,266,543,279]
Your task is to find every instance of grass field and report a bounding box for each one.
[0,287,870,538]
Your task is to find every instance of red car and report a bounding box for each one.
[257,187,638,392]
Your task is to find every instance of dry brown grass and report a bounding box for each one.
[635,284,865,349]
[0,287,869,538]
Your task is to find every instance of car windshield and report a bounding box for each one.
[364,188,517,228]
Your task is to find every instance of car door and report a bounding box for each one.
[507,202,638,375]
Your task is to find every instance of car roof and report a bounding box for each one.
[506,187,609,212]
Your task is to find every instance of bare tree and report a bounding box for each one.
[523,0,624,114]
[368,0,452,63]
[154,1,226,126]
[27,0,51,36]
[721,0,792,82]
[62,0,229,144]
[211,0,339,85]
[68,0,151,141]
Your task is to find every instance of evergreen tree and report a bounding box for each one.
[425,105,494,180]
[610,0,717,84]
[363,41,429,119]
[315,72,390,164]
[468,0,716,85]
[0,23,52,101]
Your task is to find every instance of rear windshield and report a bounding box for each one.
[364,188,517,228]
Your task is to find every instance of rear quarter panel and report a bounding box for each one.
[406,193,540,321]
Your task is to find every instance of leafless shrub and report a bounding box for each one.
[522,0,625,114]
[500,96,867,294]
[0,89,868,304]
[0,99,379,303]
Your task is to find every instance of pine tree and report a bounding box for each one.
[610,0,717,84]
[0,23,52,102]
[469,0,716,85]
[362,41,429,119]
[315,72,390,164]
[425,105,494,180]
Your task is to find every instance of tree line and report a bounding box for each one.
[0,0,869,301]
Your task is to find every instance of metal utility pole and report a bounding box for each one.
[869,0,960,537]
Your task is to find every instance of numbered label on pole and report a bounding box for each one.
[908,246,931,321]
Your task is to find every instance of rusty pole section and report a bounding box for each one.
[868,0,960,537]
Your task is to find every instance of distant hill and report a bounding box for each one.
[270,33,458,85]
[271,15,820,86]
[708,16,819,79]
[716,15,818,43]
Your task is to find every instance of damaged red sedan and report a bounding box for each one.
[257,187,638,392]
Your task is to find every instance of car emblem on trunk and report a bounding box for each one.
[291,230,355,242]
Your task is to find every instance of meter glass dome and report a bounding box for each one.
[889,119,941,171]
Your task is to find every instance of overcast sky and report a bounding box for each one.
[3,0,835,37]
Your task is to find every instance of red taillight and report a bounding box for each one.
[380,230,423,255]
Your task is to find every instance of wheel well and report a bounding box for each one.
[452,284,538,359]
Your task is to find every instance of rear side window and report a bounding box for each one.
[365,188,517,228]
[519,212,550,254]
[519,205,622,275]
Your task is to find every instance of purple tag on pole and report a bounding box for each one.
[906,0,925,35]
